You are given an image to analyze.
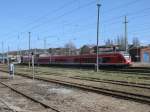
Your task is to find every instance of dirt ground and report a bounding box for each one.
[0,72,150,112]
[0,76,56,112]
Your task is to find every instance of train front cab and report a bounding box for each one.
[98,53,131,68]
[122,53,132,67]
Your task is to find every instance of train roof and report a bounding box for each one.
[22,52,127,59]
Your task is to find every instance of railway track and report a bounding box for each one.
[0,98,16,112]
[0,80,61,112]
[1,64,150,76]
[1,66,150,87]
[34,70,150,89]
[71,76,150,89]
[2,64,150,74]
[3,71,149,105]
[2,68,150,89]
[0,67,150,105]
[28,69,150,89]
[101,67,150,75]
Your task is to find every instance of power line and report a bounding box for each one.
[38,0,145,34]
[26,0,96,31]
[21,0,77,29]
[1,0,78,40]
[129,26,150,34]
[1,0,144,38]
[37,9,150,46]
[102,12,150,31]
[103,0,141,13]
[3,0,150,51]
[2,0,95,43]
[102,7,150,24]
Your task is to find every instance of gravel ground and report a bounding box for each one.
[40,75,150,96]
[0,100,12,112]
[0,77,55,112]
[0,72,150,112]
[132,63,150,67]
[1,65,150,97]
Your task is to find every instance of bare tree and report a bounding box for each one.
[132,37,140,47]
[64,41,76,55]
[105,38,113,46]
[115,35,126,50]
[80,45,91,54]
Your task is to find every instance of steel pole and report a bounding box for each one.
[7,46,9,66]
[44,38,47,53]
[28,32,31,68]
[32,54,35,80]
[96,4,101,72]
[1,42,4,64]
[124,16,128,52]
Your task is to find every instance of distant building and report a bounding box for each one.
[7,48,48,56]
[0,54,7,63]
[93,45,121,53]
[129,46,140,62]
[49,48,78,56]
[80,45,95,55]
[129,46,150,63]
[140,47,150,63]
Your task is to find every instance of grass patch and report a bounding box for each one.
[2,64,150,84]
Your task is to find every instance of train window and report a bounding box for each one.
[98,58,102,63]
[124,54,130,60]
[121,52,130,60]
[89,58,95,63]
[85,58,89,63]
[102,57,111,63]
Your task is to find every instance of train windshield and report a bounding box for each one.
[123,53,130,60]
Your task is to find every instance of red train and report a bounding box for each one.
[21,52,131,67]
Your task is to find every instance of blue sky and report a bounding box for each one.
[0,0,150,52]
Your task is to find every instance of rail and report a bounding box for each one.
[0,81,61,112]
[0,98,16,112]
[13,72,150,105]
[0,69,150,105]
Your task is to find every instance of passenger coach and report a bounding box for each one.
[21,52,131,67]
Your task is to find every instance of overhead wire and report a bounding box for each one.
[2,0,78,40]
[2,0,96,46]
[36,0,148,39]
[3,0,150,50]
[103,0,141,13]
[26,0,96,31]
[2,0,141,38]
